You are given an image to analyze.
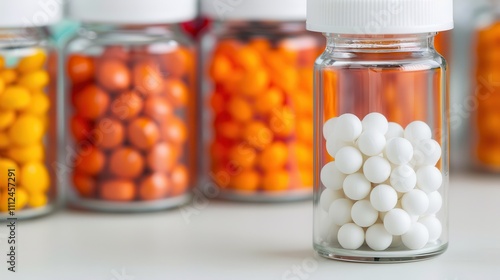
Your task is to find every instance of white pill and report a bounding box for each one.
[404,121,432,144]
[385,137,414,165]
[402,223,429,250]
[343,173,371,200]
[390,235,403,248]
[335,146,363,174]
[329,198,354,226]
[413,139,442,167]
[323,117,338,140]
[362,112,389,134]
[366,224,393,251]
[319,189,344,212]
[419,216,442,242]
[384,208,412,235]
[351,200,379,227]
[390,165,417,193]
[326,138,351,158]
[386,122,404,140]
[335,113,363,142]
[370,184,398,212]
[425,191,443,215]
[338,223,365,250]
[318,211,334,241]
[363,156,391,183]
[416,166,443,193]
[357,130,386,156]
[320,162,346,191]
[401,189,429,216]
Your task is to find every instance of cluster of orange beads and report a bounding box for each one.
[208,38,321,193]
[68,46,194,202]
[474,24,500,169]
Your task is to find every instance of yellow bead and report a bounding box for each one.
[21,162,49,193]
[0,77,4,94]
[18,70,49,91]
[0,110,15,130]
[0,69,18,84]
[0,133,10,149]
[7,144,45,164]
[29,193,48,208]
[8,115,44,146]
[0,159,19,189]
[17,50,46,74]
[0,188,29,212]
[23,91,50,115]
[0,86,31,110]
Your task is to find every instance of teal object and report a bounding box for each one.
[49,20,80,46]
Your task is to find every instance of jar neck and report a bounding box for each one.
[325,33,436,53]
[212,20,307,36]
[0,27,48,47]
[79,23,182,38]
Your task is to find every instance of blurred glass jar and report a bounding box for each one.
[200,0,324,202]
[64,0,198,211]
[0,0,61,219]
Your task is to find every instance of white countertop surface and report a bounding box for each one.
[1,173,499,280]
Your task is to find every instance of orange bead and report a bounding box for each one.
[170,165,189,196]
[76,147,106,175]
[269,107,296,137]
[262,170,290,192]
[209,91,228,114]
[70,115,92,141]
[228,145,257,169]
[299,168,314,188]
[102,46,130,61]
[258,142,288,171]
[271,67,298,92]
[298,68,314,91]
[110,90,144,121]
[133,60,164,95]
[144,96,173,123]
[109,147,144,179]
[160,116,187,145]
[100,179,136,201]
[210,140,229,166]
[209,54,232,82]
[239,68,270,97]
[296,119,313,145]
[72,172,96,198]
[146,142,178,173]
[249,38,271,54]
[164,78,189,107]
[74,84,110,120]
[292,90,313,117]
[229,170,260,191]
[254,87,284,115]
[235,46,262,70]
[127,117,160,150]
[214,113,241,140]
[294,143,313,169]
[96,59,131,92]
[243,121,273,150]
[214,40,241,58]
[139,173,170,201]
[162,47,193,78]
[95,118,124,149]
[227,97,253,122]
[67,54,95,84]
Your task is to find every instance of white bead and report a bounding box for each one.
[320,162,346,191]
[323,117,338,140]
[402,223,429,250]
[357,130,386,156]
[370,184,398,212]
[326,138,350,158]
[413,139,442,167]
[329,198,354,226]
[351,200,378,227]
[362,112,389,134]
[404,121,432,144]
[319,189,344,212]
[343,173,371,200]
[366,224,393,251]
[416,166,443,193]
[419,216,442,242]
[335,113,363,142]
[384,208,412,235]
[425,191,443,215]
[401,189,429,216]
[386,122,404,140]
[318,211,333,241]
[326,224,341,244]
[390,165,417,193]
[335,146,363,174]
[385,137,414,165]
[363,156,391,183]
[338,223,365,250]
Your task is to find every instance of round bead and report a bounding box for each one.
[413,139,442,167]
[425,191,443,215]
[385,137,414,165]
[323,117,338,140]
[416,166,443,193]
[390,165,417,193]
[335,113,362,142]
[320,161,346,190]
[343,172,371,200]
[362,112,389,134]
[366,224,393,251]
[351,200,378,227]
[363,156,391,183]
[319,189,344,212]
[338,223,365,250]
[402,223,429,250]
[370,184,398,212]
[326,138,350,158]
[401,189,429,216]
[329,198,354,226]
[386,122,404,140]
[335,146,363,174]
[384,208,412,235]
[419,216,442,242]
[404,121,432,144]
[357,130,386,156]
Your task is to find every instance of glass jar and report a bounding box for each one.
[200,0,324,202]
[308,0,453,262]
[64,0,197,211]
[0,1,62,220]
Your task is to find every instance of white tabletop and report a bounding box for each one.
[1,173,499,280]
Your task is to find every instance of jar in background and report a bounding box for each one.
[200,0,324,202]
[64,0,197,211]
[0,0,61,219]
[308,0,453,262]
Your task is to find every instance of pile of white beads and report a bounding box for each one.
[319,113,443,251]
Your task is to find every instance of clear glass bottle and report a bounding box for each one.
[308,0,453,262]
[64,0,197,211]
[0,1,62,219]
[200,0,324,202]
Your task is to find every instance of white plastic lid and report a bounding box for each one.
[0,0,62,27]
[307,0,454,34]
[201,0,307,21]
[68,0,197,24]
